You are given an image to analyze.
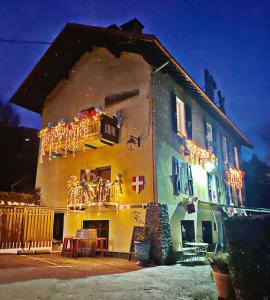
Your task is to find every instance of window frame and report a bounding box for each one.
[222,136,228,164]
[176,96,186,137]
[206,122,213,148]
[234,146,239,169]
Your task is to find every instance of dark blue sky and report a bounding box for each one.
[1,0,269,163]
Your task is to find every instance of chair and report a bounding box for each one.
[61,237,73,256]
[96,237,108,256]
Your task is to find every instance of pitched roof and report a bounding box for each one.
[10,22,253,148]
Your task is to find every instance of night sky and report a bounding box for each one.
[1,0,269,163]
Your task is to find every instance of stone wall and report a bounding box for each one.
[145,202,175,265]
[224,214,270,300]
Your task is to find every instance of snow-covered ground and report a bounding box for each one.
[0,264,217,300]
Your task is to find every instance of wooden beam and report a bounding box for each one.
[105,89,139,107]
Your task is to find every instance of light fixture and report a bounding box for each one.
[127,135,141,151]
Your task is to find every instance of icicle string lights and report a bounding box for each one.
[39,107,102,162]
[67,172,123,212]
[184,139,217,165]
[225,168,243,189]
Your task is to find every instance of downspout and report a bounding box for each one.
[150,68,157,203]
[211,205,219,253]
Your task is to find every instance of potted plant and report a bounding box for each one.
[206,252,234,299]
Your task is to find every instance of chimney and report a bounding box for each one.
[204,69,217,102]
[120,18,144,34]
[217,90,226,115]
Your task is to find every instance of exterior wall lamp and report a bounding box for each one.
[127,135,141,151]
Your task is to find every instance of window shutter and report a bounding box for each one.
[203,120,208,148]
[212,126,217,153]
[185,103,192,139]
[228,142,234,165]
[171,92,177,133]
[174,157,181,195]
[187,164,194,196]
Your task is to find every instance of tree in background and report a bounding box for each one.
[243,154,270,208]
[0,99,20,127]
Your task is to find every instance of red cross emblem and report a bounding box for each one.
[132,176,144,193]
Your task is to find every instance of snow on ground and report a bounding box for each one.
[0,264,217,300]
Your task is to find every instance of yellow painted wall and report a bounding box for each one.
[36,48,153,252]
[62,208,146,253]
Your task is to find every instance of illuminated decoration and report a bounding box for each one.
[225,168,244,189]
[184,139,217,166]
[67,172,123,212]
[39,107,119,162]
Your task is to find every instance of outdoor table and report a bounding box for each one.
[185,242,208,247]
[185,242,208,259]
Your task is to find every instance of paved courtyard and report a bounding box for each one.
[0,253,142,283]
[0,253,217,299]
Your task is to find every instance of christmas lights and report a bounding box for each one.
[184,139,217,166]
[39,107,102,162]
[67,173,123,212]
[225,168,244,189]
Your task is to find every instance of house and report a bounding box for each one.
[10,19,252,262]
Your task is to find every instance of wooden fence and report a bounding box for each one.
[0,207,53,251]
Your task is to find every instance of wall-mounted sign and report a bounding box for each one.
[132,176,144,193]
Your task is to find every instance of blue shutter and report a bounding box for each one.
[174,157,181,195]
[212,126,217,154]
[171,92,177,133]
[185,103,192,140]
[187,164,194,196]
[203,120,208,148]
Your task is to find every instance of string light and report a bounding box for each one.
[184,139,217,166]
[39,107,101,162]
[225,168,244,189]
[67,173,123,212]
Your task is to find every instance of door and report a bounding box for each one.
[202,221,213,244]
[53,213,64,241]
[83,220,109,240]
[181,220,195,244]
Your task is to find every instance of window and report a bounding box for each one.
[176,97,186,136]
[173,158,193,196]
[81,166,111,202]
[234,146,239,169]
[222,136,228,163]
[206,123,213,149]
[207,173,217,202]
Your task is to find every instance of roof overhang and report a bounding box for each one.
[10,22,253,148]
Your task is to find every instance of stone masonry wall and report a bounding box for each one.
[145,202,175,265]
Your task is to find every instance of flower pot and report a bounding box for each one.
[134,241,150,266]
[212,270,234,299]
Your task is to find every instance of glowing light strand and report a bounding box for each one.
[225,168,243,189]
[185,139,217,165]
[67,173,123,212]
[39,108,101,162]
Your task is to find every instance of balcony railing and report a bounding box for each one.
[39,114,119,161]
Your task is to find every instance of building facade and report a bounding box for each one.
[10,19,252,258]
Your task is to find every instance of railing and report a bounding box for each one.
[40,114,119,161]
[0,207,53,251]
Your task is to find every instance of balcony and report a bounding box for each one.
[67,173,123,210]
[39,111,119,161]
